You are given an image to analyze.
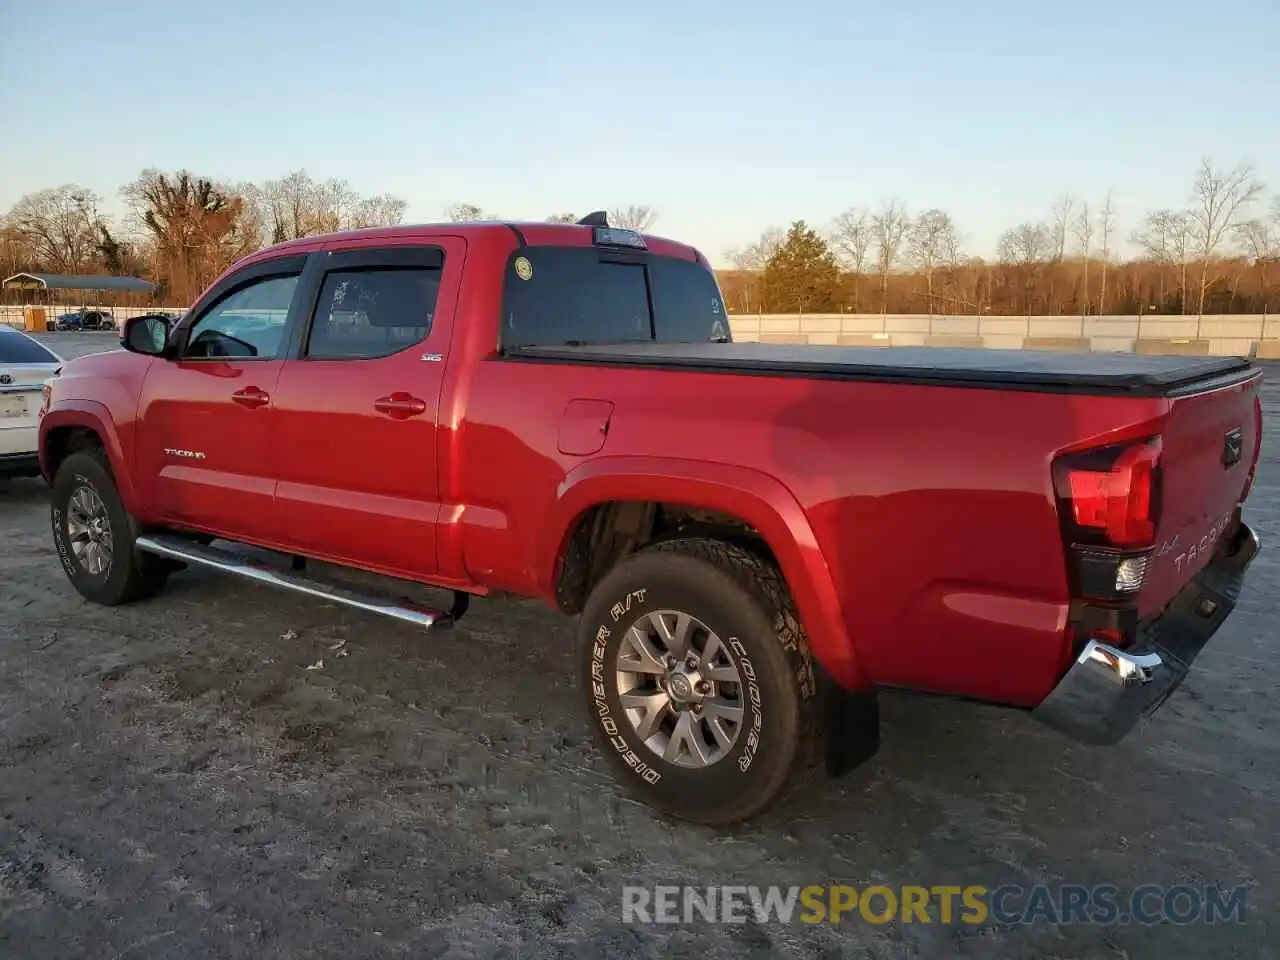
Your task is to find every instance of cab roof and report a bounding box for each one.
[243,220,702,265]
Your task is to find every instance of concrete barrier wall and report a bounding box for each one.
[729,314,1279,357]
[5,304,1277,357]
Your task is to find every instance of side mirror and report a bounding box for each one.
[122,315,172,356]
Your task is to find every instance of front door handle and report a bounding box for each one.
[231,386,270,409]
[374,392,427,419]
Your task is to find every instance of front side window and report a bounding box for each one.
[501,247,730,348]
[306,267,441,360]
[184,274,299,359]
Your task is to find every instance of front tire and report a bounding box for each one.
[577,538,817,825]
[51,449,170,605]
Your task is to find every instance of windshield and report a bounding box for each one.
[0,330,58,364]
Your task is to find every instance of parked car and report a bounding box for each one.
[37,217,1264,824]
[1,325,62,478]
[55,308,116,331]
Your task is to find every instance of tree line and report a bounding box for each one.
[2,158,1276,314]
[0,168,660,305]
[725,158,1276,316]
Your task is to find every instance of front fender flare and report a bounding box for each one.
[39,402,139,514]
[542,455,866,690]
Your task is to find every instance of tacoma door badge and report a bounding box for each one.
[164,448,206,460]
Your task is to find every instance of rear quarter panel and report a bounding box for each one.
[451,352,1171,706]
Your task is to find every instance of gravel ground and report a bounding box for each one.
[2,333,1277,959]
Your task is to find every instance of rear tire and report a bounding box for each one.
[51,449,170,605]
[577,537,817,825]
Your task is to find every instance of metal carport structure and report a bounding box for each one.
[2,273,156,331]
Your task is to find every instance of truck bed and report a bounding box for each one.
[506,342,1255,397]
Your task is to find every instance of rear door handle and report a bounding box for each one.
[231,386,270,409]
[374,392,427,419]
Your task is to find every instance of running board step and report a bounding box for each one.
[134,534,452,629]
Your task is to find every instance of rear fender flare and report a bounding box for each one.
[543,455,865,689]
[39,402,139,514]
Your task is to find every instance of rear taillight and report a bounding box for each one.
[1052,437,1163,602]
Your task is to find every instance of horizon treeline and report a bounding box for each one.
[2,159,1276,315]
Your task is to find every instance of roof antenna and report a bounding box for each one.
[577,211,609,227]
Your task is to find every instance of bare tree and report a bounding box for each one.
[998,221,1050,315]
[350,194,408,229]
[254,170,406,242]
[1235,197,1280,313]
[445,202,494,222]
[258,171,314,241]
[998,222,1051,264]
[870,200,911,313]
[827,207,870,310]
[0,226,35,276]
[2,185,104,272]
[310,178,360,234]
[545,213,577,223]
[231,182,268,250]
[828,208,871,271]
[1188,158,1265,314]
[1071,200,1094,314]
[609,206,658,231]
[1133,209,1192,311]
[726,227,785,271]
[724,227,785,313]
[122,169,257,303]
[1046,192,1075,313]
[907,209,959,314]
[1050,192,1075,262]
[1097,190,1115,314]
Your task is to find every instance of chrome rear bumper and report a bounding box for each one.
[1033,521,1260,746]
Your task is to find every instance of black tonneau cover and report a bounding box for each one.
[504,342,1255,396]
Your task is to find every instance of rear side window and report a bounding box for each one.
[501,247,730,348]
[647,255,730,343]
[306,267,441,360]
[0,330,59,364]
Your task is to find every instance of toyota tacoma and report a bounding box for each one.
[39,214,1264,824]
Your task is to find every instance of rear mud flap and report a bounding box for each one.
[817,666,881,777]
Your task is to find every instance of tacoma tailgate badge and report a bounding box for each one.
[1222,428,1243,467]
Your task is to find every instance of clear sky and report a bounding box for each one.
[1,0,1276,266]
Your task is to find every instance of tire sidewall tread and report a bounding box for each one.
[51,449,166,605]
[577,537,817,825]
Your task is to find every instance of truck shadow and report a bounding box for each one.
[0,476,52,506]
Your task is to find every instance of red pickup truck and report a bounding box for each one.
[39,215,1264,825]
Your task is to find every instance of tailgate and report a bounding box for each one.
[1140,371,1262,616]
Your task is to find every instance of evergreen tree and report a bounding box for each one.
[760,221,841,313]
